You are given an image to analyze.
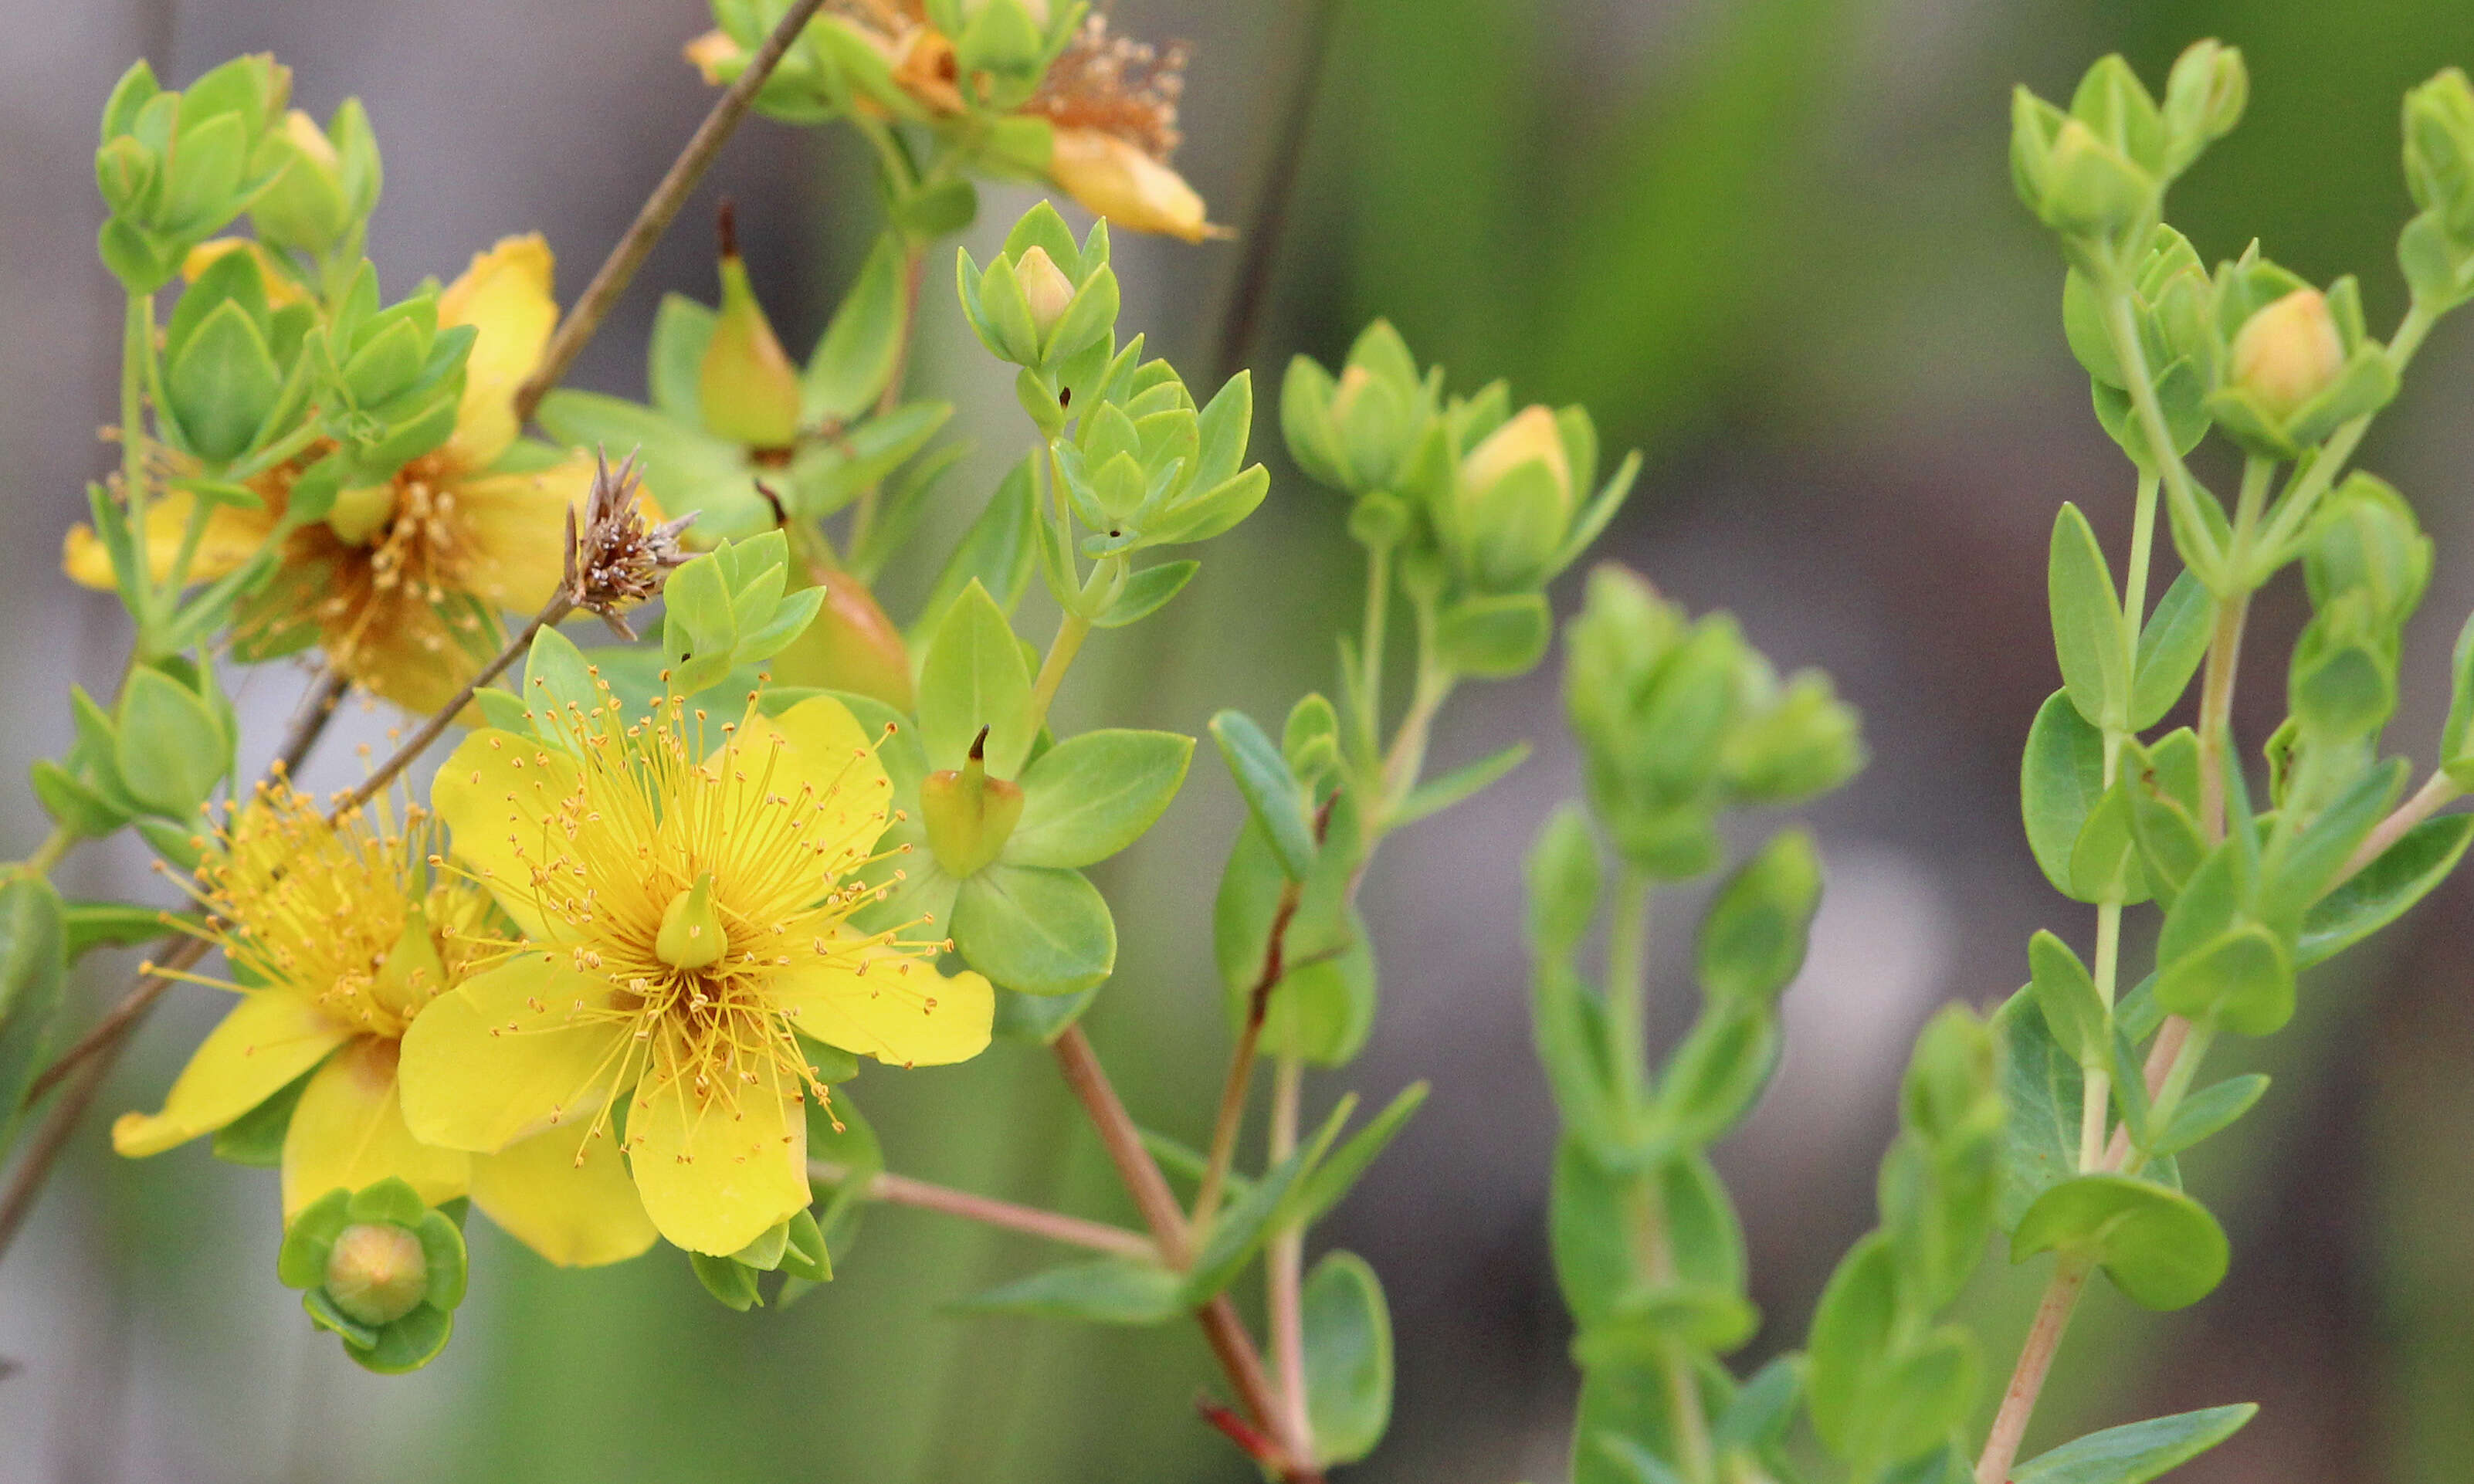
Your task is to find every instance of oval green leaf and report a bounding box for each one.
[2011,1173,2229,1310]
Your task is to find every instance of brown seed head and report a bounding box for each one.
[564,450,694,639]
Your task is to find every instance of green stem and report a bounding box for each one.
[120,291,157,642]
[1028,606,1095,738]
[1604,865,1653,1117]
[2080,900,2121,1171]
[2103,293,2210,574]
[1356,539,1393,771]
[1628,1175,1715,1484]
[1265,1052,1315,1465]
[11,826,76,883]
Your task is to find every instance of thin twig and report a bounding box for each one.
[1050,1026,1322,1484]
[327,595,572,824]
[1211,0,1345,383]
[1191,876,1304,1231]
[1974,1252,2095,1484]
[2341,768,2465,882]
[0,1038,119,1261]
[510,0,835,424]
[22,938,205,1106]
[808,1158,1155,1259]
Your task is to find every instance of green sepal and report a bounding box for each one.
[690,1250,764,1310]
[212,1062,317,1167]
[948,862,1116,996]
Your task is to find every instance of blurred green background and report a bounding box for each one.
[4,2,2473,1480]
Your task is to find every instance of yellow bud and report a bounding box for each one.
[1462,405,1573,515]
[1015,246,1076,340]
[2228,288,2344,423]
[324,1222,429,1326]
[699,203,805,449]
[280,108,338,171]
[1328,364,1377,426]
[326,481,397,545]
[1048,128,1223,245]
[656,872,729,971]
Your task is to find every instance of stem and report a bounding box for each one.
[806,1159,1155,1259]
[511,0,835,423]
[1629,1175,1715,1483]
[2103,293,2208,580]
[1975,1252,2096,1484]
[1027,607,1094,738]
[1192,878,1304,1232]
[327,595,572,823]
[1355,540,1392,770]
[2079,900,2120,1171]
[1266,1053,1313,1467]
[1049,1026,1319,1482]
[1603,865,1653,1116]
[0,1034,121,1262]
[2193,594,2250,843]
[120,292,157,641]
[13,826,76,882]
[2341,769,2465,881]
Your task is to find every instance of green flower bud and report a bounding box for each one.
[1449,405,1576,591]
[921,731,1025,877]
[700,202,805,449]
[1900,1005,1999,1149]
[2039,117,2156,240]
[959,204,1119,378]
[2305,473,2430,629]
[1015,245,1076,339]
[657,872,730,970]
[2227,287,2344,424]
[2405,67,2474,242]
[2161,39,2247,175]
[250,103,381,257]
[324,1222,431,1326]
[1724,671,1866,804]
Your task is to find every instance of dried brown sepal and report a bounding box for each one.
[564,449,693,639]
[1025,13,1190,162]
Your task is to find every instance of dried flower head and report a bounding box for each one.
[563,450,693,639]
[1025,14,1189,161]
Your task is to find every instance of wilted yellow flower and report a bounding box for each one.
[399,683,994,1255]
[64,235,601,715]
[112,780,658,1268]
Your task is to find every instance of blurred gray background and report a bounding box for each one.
[4,2,2472,1480]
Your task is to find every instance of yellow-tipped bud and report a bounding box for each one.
[1462,405,1573,516]
[324,1222,429,1326]
[1328,364,1377,427]
[2228,288,2344,423]
[769,572,917,711]
[1048,128,1222,245]
[1015,246,1076,339]
[699,202,805,449]
[683,29,742,86]
[656,871,729,971]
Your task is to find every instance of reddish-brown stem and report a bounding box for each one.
[510,0,833,423]
[327,597,571,824]
[1975,1252,2095,1484]
[807,1158,1154,1260]
[0,1038,118,1261]
[1050,1026,1323,1484]
[1191,877,1303,1230]
[22,937,205,1105]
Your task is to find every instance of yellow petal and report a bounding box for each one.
[1046,128,1224,244]
[432,728,585,940]
[327,603,498,719]
[773,938,993,1067]
[63,491,277,591]
[112,992,352,1157]
[451,452,595,613]
[397,954,630,1154]
[439,234,557,471]
[729,694,895,862]
[625,1026,809,1254]
[470,1121,659,1268]
[280,1036,469,1221]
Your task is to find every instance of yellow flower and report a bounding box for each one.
[400,684,994,1255]
[112,781,658,1269]
[1045,127,1222,244]
[63,235,601,715]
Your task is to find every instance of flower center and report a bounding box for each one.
[656,872,729,971]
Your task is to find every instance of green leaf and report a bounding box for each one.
[2011,1173,2229,1310]
[168,300,281,462]
[2049,503,2125,727]
[1302,1252,1395,1465]
[2154,922,2292,1038]
[0,878,69,1158]
[212,1063,317,1167]
[1525,801,1601,958]
[957,1256,1183,1326]
[2147,1074,2267,1157]
[1092,560,1198,628]
[114,666,226,817]
[1183,1096,1351,1305]
[1656,1001,1781,1147]
[949,862,1116,995]
[1433,591,1554,679]
[804,232,907,422]
[1695,829,1822,1007]
[63,900,181,959]
[1005,729,1193,869]
[2298,815,2472,967]
[1215,809,1378,1066]
[1994,987,2081,1232]
[1392,741,1530,828]
[522,624,600,725]
[2012,1404,2258,1484]
[911,454,1039,646]
[647,293,717,421]
[991,984,1096,1043]
[1713,1354,1801,1455]
[2068,780,2148,905]
[1805,1232,1896,1456]
[2130,571,2210,729]
[1208,710,1316,879]
[2022,691,2109,900]
[1293,1082,1430,1228]
[917,580,1035,775]
[2260,757,2405,920]
[690,1250,763,1311]
[2028,930,2107,1067]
